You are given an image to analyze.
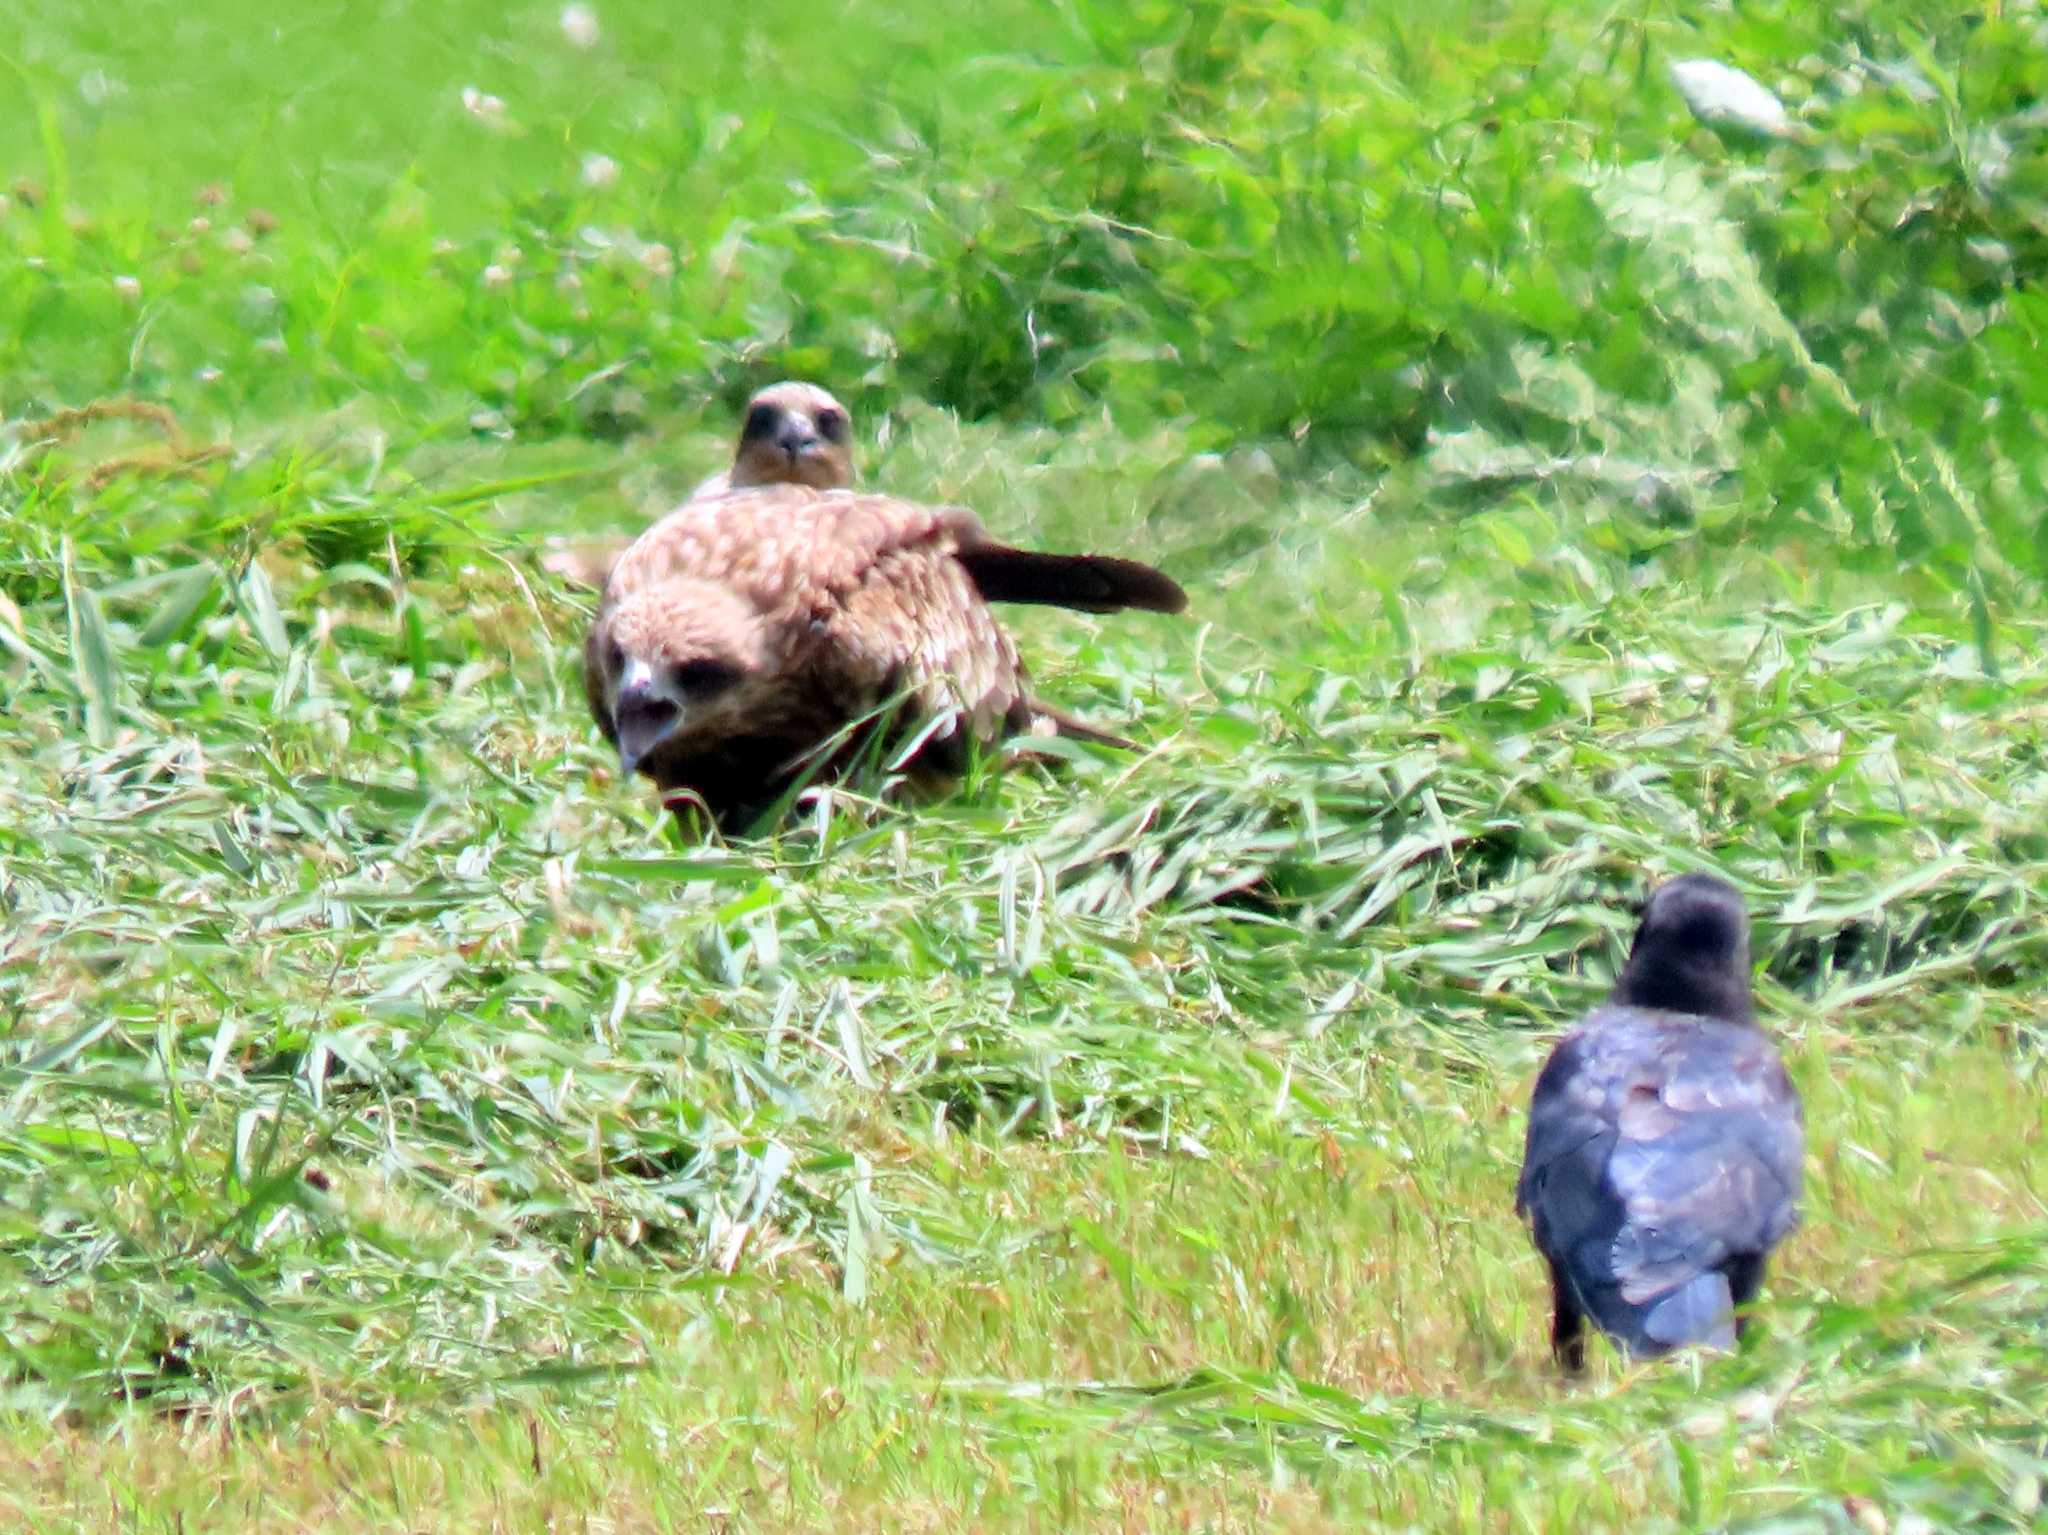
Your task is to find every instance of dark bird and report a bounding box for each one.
[1515,873,1804,1370]
[583,483,1186,829]
[542,381,858,589]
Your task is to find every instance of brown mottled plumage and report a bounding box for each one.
[585,484,1186,829]
[543,381,858,590]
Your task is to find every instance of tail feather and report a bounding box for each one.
[1639,1270,1738,1353]
[955,546,1188,615]
[1585,1268,1736,1358]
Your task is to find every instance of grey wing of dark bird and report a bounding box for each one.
[1517,1006,1803,1356]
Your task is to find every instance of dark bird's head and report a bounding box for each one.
[1610,872,1755,1025]
[593,581,770,780]
[728,381,855,492]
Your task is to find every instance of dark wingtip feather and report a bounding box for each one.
[955,547,1189,615]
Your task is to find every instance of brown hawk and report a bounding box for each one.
[584,483,1186,829]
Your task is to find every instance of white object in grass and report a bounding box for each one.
[1669,58,1794,139]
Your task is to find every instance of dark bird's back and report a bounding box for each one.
[1515,873,1803,1369]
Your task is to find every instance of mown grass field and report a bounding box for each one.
[3,0,2047,1530]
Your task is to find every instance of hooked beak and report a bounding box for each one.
[774,423,821,465]
[613,663,683,778]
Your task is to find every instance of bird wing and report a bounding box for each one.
[1517,1027,1620,1236]
[818,516,1034,740]
[600,488,1029,728]
[544,470,758,595]
[1604,1020,1804,1293]
[605,488,899,605]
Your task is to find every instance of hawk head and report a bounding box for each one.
[727,381,855,492]
[593,580,773,778]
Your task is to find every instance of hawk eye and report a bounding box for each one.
[671,658,743,696]
[814,407,847,442]
[741,404,778,441]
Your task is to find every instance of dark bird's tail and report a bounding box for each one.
[1586,1267,1740,1359]
[956,546,1188,616]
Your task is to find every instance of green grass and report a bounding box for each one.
[3,0,2048,1529]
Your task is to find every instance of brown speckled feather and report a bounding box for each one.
[585,484,1184,827]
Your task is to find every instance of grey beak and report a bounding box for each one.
[614,674,682,778]
[775,424,819,462]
